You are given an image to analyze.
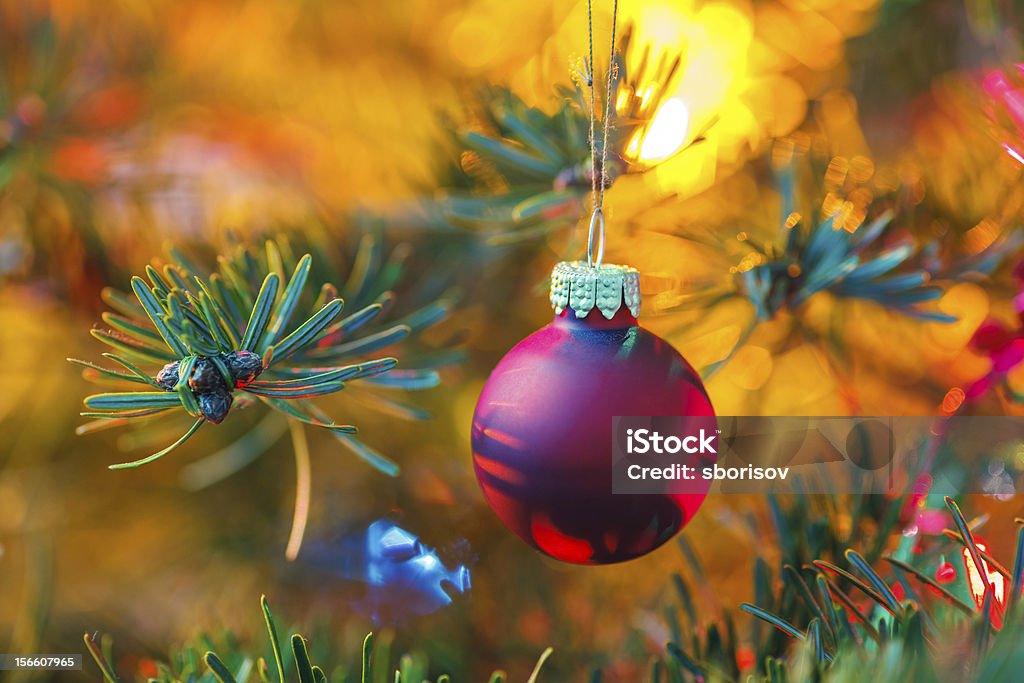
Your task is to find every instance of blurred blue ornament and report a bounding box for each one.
[303,520,471,625]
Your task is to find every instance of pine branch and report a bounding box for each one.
[70,233,459,556]
[410,26,703,242]
[652,496,1024,683]
[83,596,547,683]
[662,153,1022,377]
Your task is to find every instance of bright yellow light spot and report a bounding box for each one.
[625,130,641,159]
[616,87,632,112]
[635,97,690,163]
[634,85,649,109]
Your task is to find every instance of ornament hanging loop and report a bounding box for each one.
[587,208,606,268]
[584,0,616,270]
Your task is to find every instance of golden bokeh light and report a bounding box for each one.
[633,97,690,162]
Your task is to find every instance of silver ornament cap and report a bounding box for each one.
[549,260,641,319]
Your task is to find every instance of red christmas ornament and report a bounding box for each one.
[471,260,715,564]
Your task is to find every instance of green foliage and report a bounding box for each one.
[642,496,1024,683]
[665,155,1021,377]
[0,5,155,292]
[77,497,1024,683]
[640,492,906,682]
[78,499,1024,683]
[679,161,1018,326]
[70,236,451,473]
[83,596,552,683]
[420,27,701,243]
[67,233,459,557]
[733,165,1019,324]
